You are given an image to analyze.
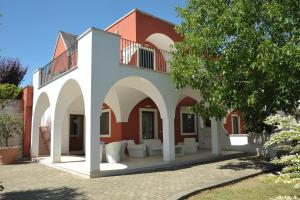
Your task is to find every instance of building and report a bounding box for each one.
[30,9,247,178]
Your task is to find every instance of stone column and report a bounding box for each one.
[162,113,175,161]
[50,116,62,163]
[84,98,101,177]
[211,117,222,155]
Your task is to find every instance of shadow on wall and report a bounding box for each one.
[217,157,275,171]
[0,187,88,200]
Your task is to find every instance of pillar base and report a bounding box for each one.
[88,170,101,178]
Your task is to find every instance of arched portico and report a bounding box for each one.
[31,92,50,157]
[101,76,176,161]
[51,79,85,162]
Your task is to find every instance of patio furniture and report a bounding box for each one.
[142,139,162,156]
[105,141,123,163]
[127,140,147,158]
[100,144,104,163]
[119,140,127,161]
[175,144,184,156]
[183,138,199,154]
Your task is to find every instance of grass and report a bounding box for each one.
[188,174,300,200]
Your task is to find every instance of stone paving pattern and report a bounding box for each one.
[0,156,272,200]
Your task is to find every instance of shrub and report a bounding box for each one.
[0,83,22,109]
[264,115,300,188]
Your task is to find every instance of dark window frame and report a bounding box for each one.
[100,110,110,137]
[138,47,155,70]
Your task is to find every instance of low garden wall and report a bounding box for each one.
[0,100,24,159]
[198,127,276,158]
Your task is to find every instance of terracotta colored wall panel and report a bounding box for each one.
[99,97,199,145]
[135,11,181,43]
[224,110,245,134]
[106,12,137,42]
[175,97,198,143]
[22,86,33,158]
[53,35,67,59]
[99,104,123,143]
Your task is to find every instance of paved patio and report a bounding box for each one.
[37,149,245,177]
[0,156,273,200]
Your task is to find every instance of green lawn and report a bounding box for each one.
[189,174,300,200]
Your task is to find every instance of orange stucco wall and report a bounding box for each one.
[100,103,123,143]
[107,10,181,43]
[224,110,245,134]
[53,34,67,59]
[107,11,137,42]
[22,86,33,158]
[99,97,198,145]
[135,11,181,43]
[175,97,198,143]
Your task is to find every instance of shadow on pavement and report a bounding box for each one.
[217,156,275,171]
[0,187,88,200]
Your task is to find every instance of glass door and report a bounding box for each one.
[142,111,155,139]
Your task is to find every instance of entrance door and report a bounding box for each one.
[142,111,155,140]
[69,114,84,152]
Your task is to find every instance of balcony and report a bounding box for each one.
[120,38,172,73]
[38,38,172,87]
[39,43,78,87]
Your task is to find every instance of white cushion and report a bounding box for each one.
[105,141,122,163]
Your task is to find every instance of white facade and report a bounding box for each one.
[31,28,244,177]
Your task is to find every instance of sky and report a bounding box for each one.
[0,0,186,87]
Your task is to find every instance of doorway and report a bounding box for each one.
[69,114,84,153]
[140,109,158,141]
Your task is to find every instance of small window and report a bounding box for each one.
[182,113,195,133]
[139,48,154,70]
[100,110,110,137]
[232,115,240,134]
[204,117,211,128]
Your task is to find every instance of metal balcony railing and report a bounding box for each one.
[39,43,78,87]
[120,38,172,73]
[39,38,172,87]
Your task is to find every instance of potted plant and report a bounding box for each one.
[0,113,23,164]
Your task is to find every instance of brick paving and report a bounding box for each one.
[0,156,272,200]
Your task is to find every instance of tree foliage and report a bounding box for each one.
[0,113,23,147]
[0,84,22,109]
[264,115,300,188]
[171,0,300,132]
[0,57,27,86]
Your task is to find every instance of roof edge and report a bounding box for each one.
[104,8,176,31]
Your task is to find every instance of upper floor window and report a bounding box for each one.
[138,47,155,70]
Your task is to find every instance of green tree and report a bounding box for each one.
[171,0,300,132]
[0,113,23,147]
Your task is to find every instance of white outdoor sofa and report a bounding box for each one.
[142,139,162,156]
[183,138,199,154]
[127,140,147,158]
[105,141,123,163]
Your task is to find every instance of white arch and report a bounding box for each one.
[145,33,175,52]
[54,79,85,122]
[51,79,85,162]
[103,76,169,122]
[31,92,50,157]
